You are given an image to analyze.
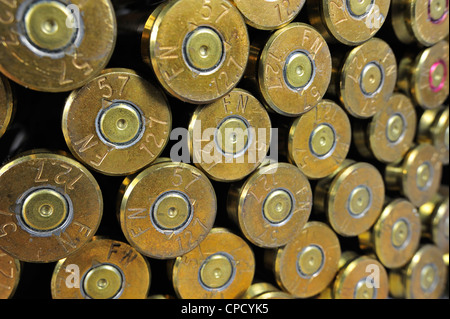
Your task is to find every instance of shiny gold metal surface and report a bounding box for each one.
[0,0,116,92]
[0,74,14,140]
[332,253,389,299]
[242,282,294,299]
[389,245,447,299]
[227,162,312,248]
[354,93,417,163]
[83,264,123,299]
[98,103,142,145]
[141,0,249,103]
[254,23,331,117]
[24,1,76,52]
[51,238,151,299]
[189,88,271,182]
[0,151,103,263]
[199,254,234,289]
[397,41,449,110]
[266,221,341,298]
[418,106,449,164]
[119,159,216,259]
[419,194,449,257]
[232,0,305,30]
[184,27,224,72]
[63,68,172,176]
[334,38,397,119]
[314,161,385,237]
[171,228,255,299]
[358,199,421,269]
[21,188,69,232]
[288,100,351,179]
[0,249,21,299]
[392,0,449,46]
[385,144,443,207]
[308,0,390,45]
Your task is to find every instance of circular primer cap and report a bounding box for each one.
[288,99,351,179]
[172,228,255,299]
[236,162,312,248]
[333,255,389,299]
[327,162,385,236]
[144,0,249,103]
[274,221,341,298]
[403,245,447,299]
[311,0,390,45]
[368,93,417,163]
[399,144,442,207]
[258,23,331,117]
[0,0,117,92]
[373,199,422,269]
[340,38,397,119]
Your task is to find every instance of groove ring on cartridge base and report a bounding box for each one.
[17,0,84,59]
[151,190,193,233]
[81,263,125,299]
[16,186,74,238]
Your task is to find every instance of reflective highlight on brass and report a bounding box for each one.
[152,191,191,230]
[332,253,389,299]
[386,114,406,143]
[24,1,77,52]
[232,0,305,30]
[310,124,336,157]
[0,249,21,299]
[419,194,449,257]
[416,162,433,190]
[21,188,69,232]
[184,27,224,72]
[418,106,449,164]
[51,238,151,299]
[284,51,313,89]
[354,94,417,163]
[0,0,116,92]
[216,116,249,155]
[385,144,443,207]
[98,102,143,146]
[348,186,371,217]
[288,100,351,179]
[189,89,271,182]
[119,160,216,259]
[389,245,447,299]
[0,74,14,140]
[171,228,255,299]
[315,161,385,237]
[256,23,331,117]
[242,282,294,299]
[360,62,383,96]
[267,222,341,298]
[308,0,390,45]
[397,41,449,110]
[391,219,410,248]
[359,199,421,269]
[199,254,234,289]
[141,0,249,103]
[63,68,172,176]
[0,151,103,263]
[227,162,312,248]
[392,0,449,46]
[336,38,397,119]
[263,189,293,224]
[347,0,373,17]
[83,264,123,300]
[297,245,324,277]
